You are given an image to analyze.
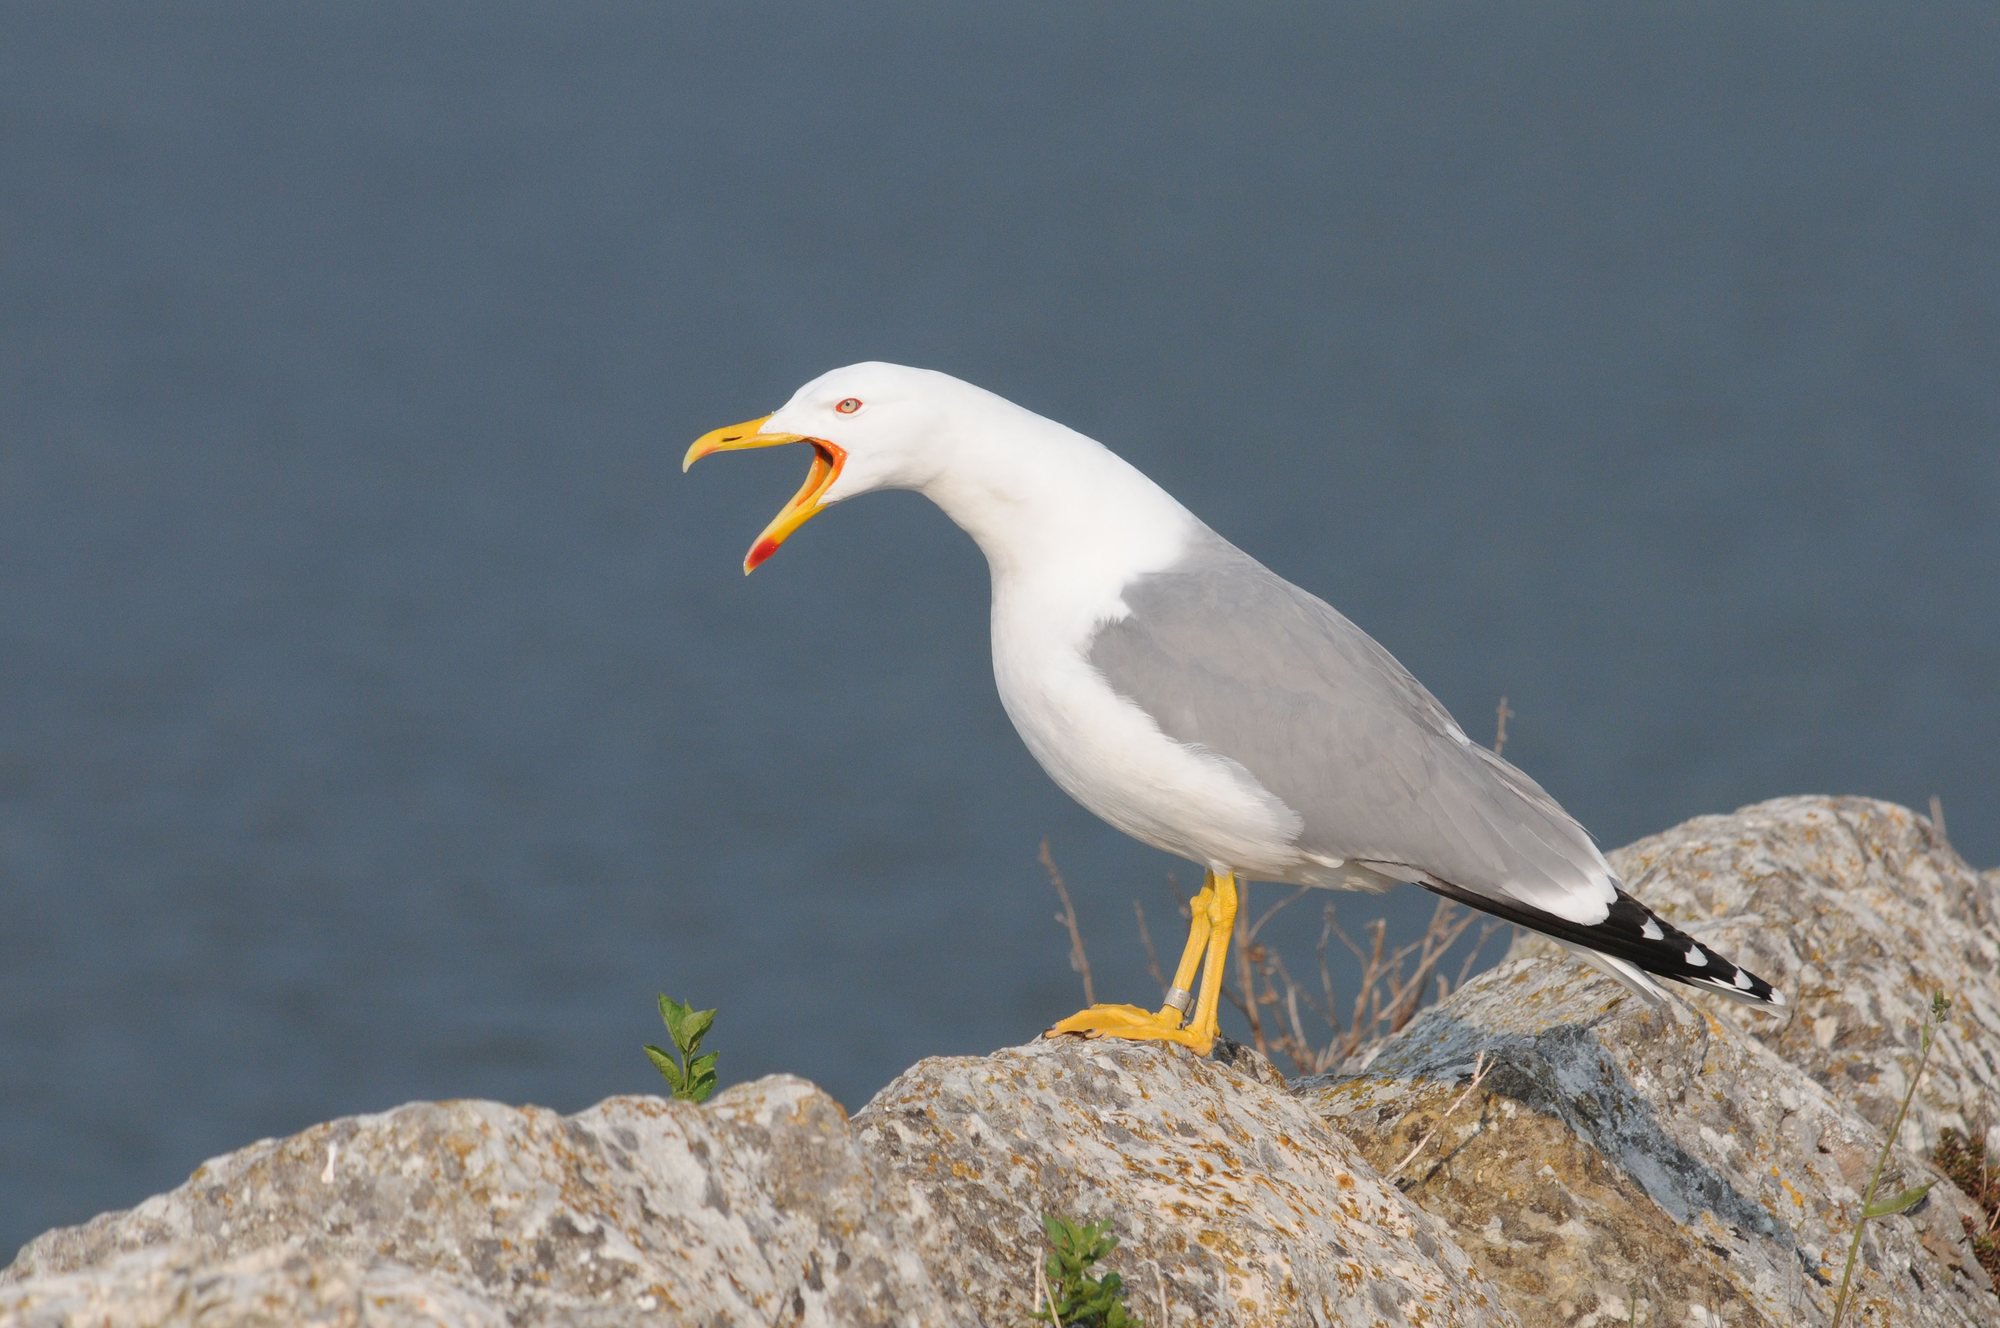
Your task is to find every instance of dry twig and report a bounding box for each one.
[1928,794,1951,852]
[1217,888,1504,1076]
[1041,840,1094,1006]
[1133,899,1165,993]
[1032,1251,1063,1327]
[1386,1050,1491,1180]
[1146,1258,1169,1326]
[1233,904,1266,1055]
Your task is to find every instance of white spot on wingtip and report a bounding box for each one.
[1733,970,1755,990]
[1686,945,1708,967]
[1641,919,1664,941]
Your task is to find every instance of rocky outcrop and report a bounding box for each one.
[4,797,1995,1326]
[856,1039,1511,1326]
[1516,796,2000,1157]
[1310,961,1993,1326]
[1360,792,2000,1320]
[1,1046,1511,1327]
[1316,796,2000,1327]
[0,1079,962,1327]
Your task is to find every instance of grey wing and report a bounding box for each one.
[1088,535,1615,924]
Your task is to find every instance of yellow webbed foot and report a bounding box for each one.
[1045,1002,1215,1056]
[1043,870,1235,1059]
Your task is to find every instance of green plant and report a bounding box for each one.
[1032,1214,1144,1328]
[645,995,719,1103]
[1829,991,1949,1328]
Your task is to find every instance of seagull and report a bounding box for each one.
[684,363,1785,1055]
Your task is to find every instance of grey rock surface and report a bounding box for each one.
[2,1045,1508,1326]
[1532,796,2000,1158]
[4,797,1994,1326]
[2,1078,965,1327]
[1321,797,2000,1327]
[854,1037,1514,1327]
[1309,959,1994,1326]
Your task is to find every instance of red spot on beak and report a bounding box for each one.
[746,536,781,571]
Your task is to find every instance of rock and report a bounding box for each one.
[0,1244,510,1328]
[1308,958,1995,1326]
[4,797,1995,1326]
[2,1078,967,1327]
[854,1037,1514,1327]
[1312,796,2000,1327]
[1511,796,2000,1157]
[2,1042,1509,1327]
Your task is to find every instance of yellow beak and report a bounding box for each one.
[684,415,847,574]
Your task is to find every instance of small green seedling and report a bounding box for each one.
[1829,991,1949,1328]
[646,995,719,1103]
[1032,1214,1144,1328]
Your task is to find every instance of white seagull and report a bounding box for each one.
[685,363,1784,1055]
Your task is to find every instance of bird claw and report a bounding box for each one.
[1045,1002,1215,1055]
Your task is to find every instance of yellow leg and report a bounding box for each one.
[1163,878,1216,999]
[1046,871,1237,1055]
[1180,871,1238,1052]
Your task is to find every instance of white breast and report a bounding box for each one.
[988,563,1306,879]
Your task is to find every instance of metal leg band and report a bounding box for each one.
[1163,986,1194,1015]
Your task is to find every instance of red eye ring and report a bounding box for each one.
[835,397,863,414]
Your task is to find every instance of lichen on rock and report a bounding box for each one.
[3,797,1995,1326]
[1308,961,1993,1325]
[1546,796,2000,1160]
[1320,796,2000,1326]
[3,1081,964,1327]
[855,1037,1513,1326]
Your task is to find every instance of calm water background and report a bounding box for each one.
[3,3,1996,1256]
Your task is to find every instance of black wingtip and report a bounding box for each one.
[1423,880,1786,1009]
[1595,892,1785,1007]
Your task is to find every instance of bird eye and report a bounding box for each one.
[835,397,863,414]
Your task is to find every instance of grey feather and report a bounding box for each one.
[1087,532,1615,923]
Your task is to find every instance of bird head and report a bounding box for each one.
[683,362,954,573]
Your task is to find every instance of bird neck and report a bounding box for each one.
[918,415,1197,592]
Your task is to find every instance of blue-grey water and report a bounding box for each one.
[3,4,1996,1258]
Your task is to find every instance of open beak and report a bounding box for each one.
[683,415,847,573]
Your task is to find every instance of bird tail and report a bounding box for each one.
[1418,879,1788,1013]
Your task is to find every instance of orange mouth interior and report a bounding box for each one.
[746,439,845,571]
